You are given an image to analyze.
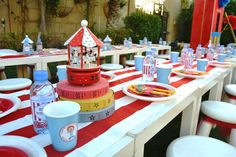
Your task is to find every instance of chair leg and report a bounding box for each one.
[0,69,6,80]
[197,120,213,136]
[229,129,236,147]
[27,64,35,80]
[229,99,236,105]
[223,94,236,105]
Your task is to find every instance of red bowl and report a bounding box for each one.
[0,146,29,157]
[67,69,101,86]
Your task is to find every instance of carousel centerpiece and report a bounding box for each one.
[57,20,115,122]
[64,20,103,86]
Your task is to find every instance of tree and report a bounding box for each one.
[39,0,47,34]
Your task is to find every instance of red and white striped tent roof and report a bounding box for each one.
[64,20,103,48]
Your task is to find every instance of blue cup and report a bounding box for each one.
[139,40,143,45]
[156,64,172,84]
[232,49,236,55]
[151,47,157,53]
[170,52,179,63]
[197,59,208,72]
[146,50,153,56]
[202,48,206,56]
[135,55,145,71]
[57,65,67,81]
[217,54,227,62]
[147,41,152,47]
[43,101,80,152]
[151,47,158,58]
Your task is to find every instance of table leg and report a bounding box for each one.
[232,67,236,84]
[17,65,25,78]
[41,62,48,70]
[134,145,144,157]
[112,54,119,64]
[208,79,223,101]
[224,68,232,85]
[180,99,199,136]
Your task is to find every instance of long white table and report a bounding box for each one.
[0,55,42,70]
[0,45,171,74]
[122,64,234,157]
[40,45,171,70]
[1,59,234,157]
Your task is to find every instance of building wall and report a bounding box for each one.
[165,0,182,43]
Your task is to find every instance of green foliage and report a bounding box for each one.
[94,27,132,45]
[0,32,67,50]
[220,28,236,45]
[46,0,60,16]
[221,0,236,44]
[123,10,161,43]
[177,3,194,42]
[0,33,23,51]
[225,0,236,15]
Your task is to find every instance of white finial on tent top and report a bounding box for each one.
[81,20,88,27]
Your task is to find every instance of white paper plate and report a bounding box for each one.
[113,46,122,50]
[0,94,21,118]
[123,82,177,102]
[0,136,47,157]
[101,64,123,71]
[0,49,19,57]
[126,60,135,66]
[0,78,32,92]
[135,44,144,48]
[172,69,207,79]
[209,61,233,68]
[101,72,116,81]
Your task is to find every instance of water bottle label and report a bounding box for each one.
[31,96,55,132]
[207,51,214,61]
[37,45,43,51]
[142,64,155,81]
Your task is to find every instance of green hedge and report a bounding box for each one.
[177,3,194,43]
[94,27,132,45]
[220,0,236,45]
[123,10,161,43]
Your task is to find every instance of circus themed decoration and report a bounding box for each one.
[64,20,103,86]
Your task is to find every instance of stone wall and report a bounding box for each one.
[0,0,185,47]
[0,0,131,37]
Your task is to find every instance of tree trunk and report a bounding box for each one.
[106,0,121,29]
[87,0,97,28]
[39,0,47,34]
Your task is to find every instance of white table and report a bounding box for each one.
[40,45,171,71]
[2,60,234,157]
[0,55,42,70]
[125,65,234,157]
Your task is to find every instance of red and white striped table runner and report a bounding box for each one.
[0,62,215,157]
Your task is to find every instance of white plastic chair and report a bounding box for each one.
[167,135,236,157]
[197,100,236,147]
[224,84,236,105]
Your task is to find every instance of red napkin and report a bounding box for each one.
[0,146,28,157]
